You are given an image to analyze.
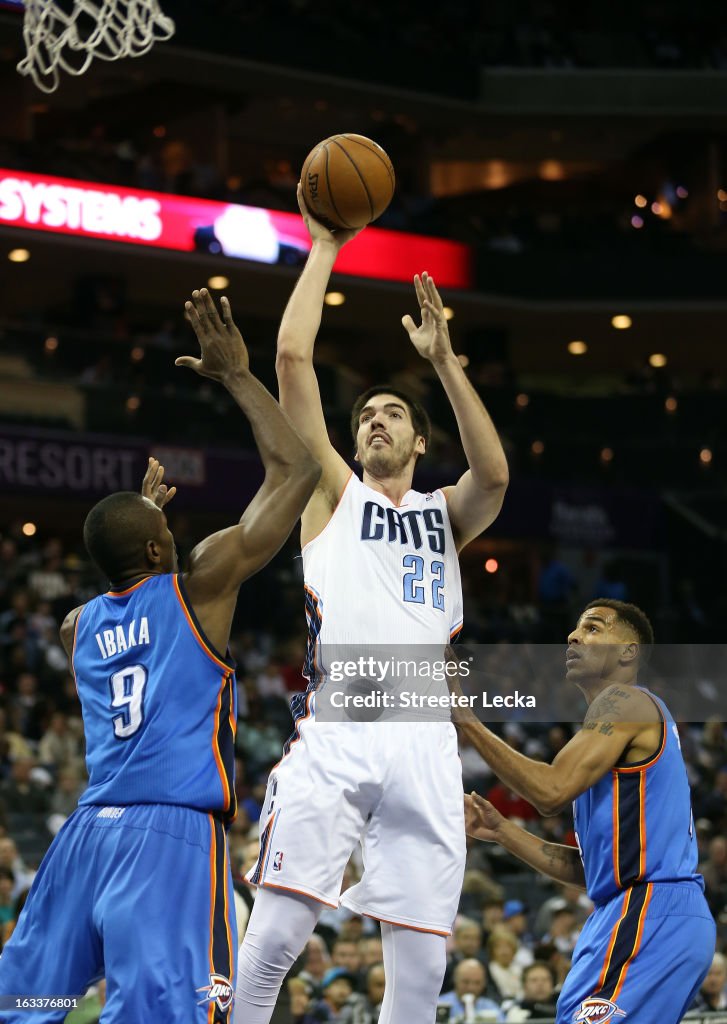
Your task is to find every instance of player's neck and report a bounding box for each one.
[362,468,415,506]
[108,568,164,591]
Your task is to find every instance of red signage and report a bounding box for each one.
[0,169,473,289]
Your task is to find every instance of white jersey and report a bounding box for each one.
[302,472,463,667]
[247,472,467,933]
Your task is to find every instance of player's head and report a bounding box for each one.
[350,386,431,477]
[566,599,654,685]
[83,492,177,582]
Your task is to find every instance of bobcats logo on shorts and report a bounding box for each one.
[574,998,627,1023]
[196,973,234,1012]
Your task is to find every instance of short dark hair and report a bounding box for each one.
[350,386,431,454]
[583,598,655,648]
[83,492,162,581]
[523,961,555,986]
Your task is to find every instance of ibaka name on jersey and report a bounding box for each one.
[94,617,151,661]
[360,501,445,553]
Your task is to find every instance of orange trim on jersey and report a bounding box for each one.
[105,576,154,597]
[614,695,667,773]
[207,816,217,1024]
[211,674,231,812]
[596,888,632,990]
[301,470,355,551]
[228,674,237,740]
[258,879,339,908]
[271,690,314,771]
[362,910,451,937]
[222,835,234,986]
[172,575,231,671]
[612,771,621,889]
[450,624,463,640]
[70,606,84,696]
[611,883,653,1000]
[637,772,647,880]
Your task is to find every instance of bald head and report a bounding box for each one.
[83,492,173,581]
[454,958,486,998]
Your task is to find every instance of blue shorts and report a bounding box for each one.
[557,881,715,1024]
[0,804,237,1024]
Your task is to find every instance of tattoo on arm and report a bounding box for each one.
[584,686,632,725]
[539,842,582,882]
[582,720,615,735]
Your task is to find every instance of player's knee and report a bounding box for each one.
[238,929,302,976]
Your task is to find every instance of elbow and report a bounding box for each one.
[489,461,509,492]
[275,344,307,371]
[536,792,569,818]
[292,453,322,490]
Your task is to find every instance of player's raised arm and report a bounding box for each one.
[455,684,654,817]
[275,186,360,516]
[402,273,509,552]
[176,289,320,639]
[465,794,586,889]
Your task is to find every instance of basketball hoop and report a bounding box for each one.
[17,0,176,94]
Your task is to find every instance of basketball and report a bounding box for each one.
[301,134,395,230]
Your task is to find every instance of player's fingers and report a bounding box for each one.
[296,182,310,218]
[174,356,203,370]
[191,289,212,330]
[413,274,426,306]
[220,296,236,329]
[184,300,203,335]
[401,314,417,336]
[164,485,177,504]
[426,275,444,311]
[423,299,440,321]
[202,287,223,330]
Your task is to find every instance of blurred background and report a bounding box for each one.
[1,0,727,1020]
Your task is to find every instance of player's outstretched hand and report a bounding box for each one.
[464,793,504,843]
[141,456,177,509]
[296,182,363,249]
[177,289,249,383]
[402,272,455,367]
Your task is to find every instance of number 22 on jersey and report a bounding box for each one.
[402,555,445,611]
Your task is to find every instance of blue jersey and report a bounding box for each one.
[573,689,700,905]
[73,573,237,822]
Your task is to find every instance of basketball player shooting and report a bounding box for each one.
[460,600,715,1023]
[234,188,509,1024]
[0,290,320,1024]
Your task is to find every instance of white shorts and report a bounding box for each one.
[245,712,466,935]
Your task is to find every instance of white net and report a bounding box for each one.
[17,0,176,94]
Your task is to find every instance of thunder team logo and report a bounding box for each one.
[574,998,627,1023]
[196,973,234,1012]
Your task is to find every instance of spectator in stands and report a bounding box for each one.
[534,884,592,937]
[543,905,580,957]
[310,967,357,1022]
[357,937,383,971]
[438,959,503,1021]
[690,951,727,1012]
[49,766,85,820]
[331,938,362,975]
[298,934,331,989]
[340,963,385,1024]
[444,917,487,989]
[38,711,80,769]
[0,867,15,933]
[500,901,534,970]
[700,836,727,918]
[0,838,34,902]
[0,757,50,814]
[288,976,315,1023]
[503,963,558,1021]
[487,927,523,1001]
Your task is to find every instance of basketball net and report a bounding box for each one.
[17,0,176,94]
